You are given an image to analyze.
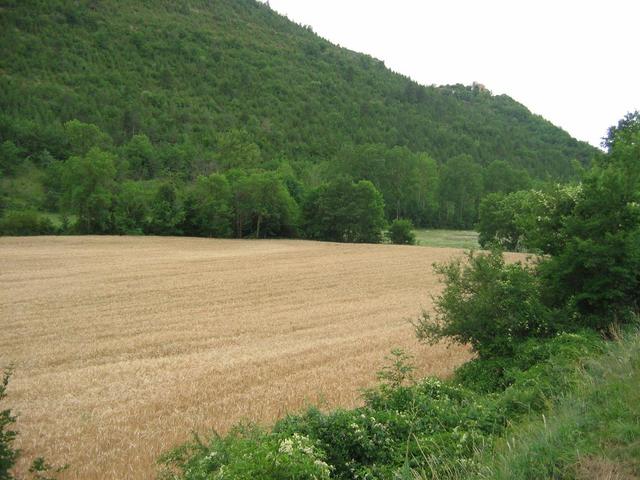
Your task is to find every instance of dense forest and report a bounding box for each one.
[0,0,597,237]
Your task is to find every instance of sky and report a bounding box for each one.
[258,0,640,148]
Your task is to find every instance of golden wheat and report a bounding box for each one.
[1,236,477,479]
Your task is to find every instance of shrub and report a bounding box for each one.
[387,218,416,245]
[0,210,56,236]
[413,250,554,358]
[539,155,640,328]
[159,427,331,480]
[453,331,602,394]
[477,186,581,253]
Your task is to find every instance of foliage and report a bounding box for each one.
[539,119,640,327]
[438,155,484,229]
[387,218,416,245]
[414,250,554,358]
[476,112,640,332]
[0,210,56,236]
[472,328,640,480]
[375,348,416,388]
[63,120,111,157]
[482,160,531,195]
[122,134,159,180]
[60,147,116,234]
[477,185,581,254]
[230,171,299,238]
[477,192,524,250]
[161,330,605,480]
[0,0,593,176]
[0,0,597,237]
[303,178,386,243]
[146,183,184,236]
[0,141,24,177]
[112,180,153,235]
[159,427,332,480]
[183,174,233,238]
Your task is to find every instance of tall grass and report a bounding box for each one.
[426,327,640,480]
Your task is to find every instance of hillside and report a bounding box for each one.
[0,0,595,177]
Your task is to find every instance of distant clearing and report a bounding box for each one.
[1,236,476,479]
[414,229,480,249]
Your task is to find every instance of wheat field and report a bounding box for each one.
[0,236,475,479]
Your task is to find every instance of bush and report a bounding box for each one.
[454,331,602,396]
[159,427,332,480]
[539,148,640,328]
[0,210,56,236]
[477,186,581,253]
[159,329,608,480]
[413,250,554,358]
[387,218,416,245]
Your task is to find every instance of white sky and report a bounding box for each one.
[258,0,640,148]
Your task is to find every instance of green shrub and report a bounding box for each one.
[539,153,640,328]
[0,210,56,236]
[159,331,607,480]
[454,331,602,394]
[159,426,331,480]
[387,218,416,245]
[475,328,640,480]
[414,250,554,358]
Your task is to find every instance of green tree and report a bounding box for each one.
[63,120,111,157]
[146,183,184,236]
[303,178,386,243]
[540,115,640,327]
[188,173,233,238]
[113,181,151,234]
[123,134,159,180]
[0,210,56,236]
[0,141,24,177]
[478,185,585,253]
[483,160,531,194]
[61,148,117,233]
[408,153,439,227]
[380,146,417,220]
[232,172,299,238]
[216,129,262,170]
[438,154,484,229]
[414,250,553,358]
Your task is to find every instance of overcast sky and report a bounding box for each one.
[258,0,639,148]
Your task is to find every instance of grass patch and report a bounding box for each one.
[414,229,480,249]
[472,328,640,480]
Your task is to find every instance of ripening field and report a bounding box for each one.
[0,236,476,480]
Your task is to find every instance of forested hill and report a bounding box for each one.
[1,0,594,178]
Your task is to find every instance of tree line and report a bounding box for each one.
[1,118,548,240]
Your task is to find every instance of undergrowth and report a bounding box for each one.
[158,329,614,479]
